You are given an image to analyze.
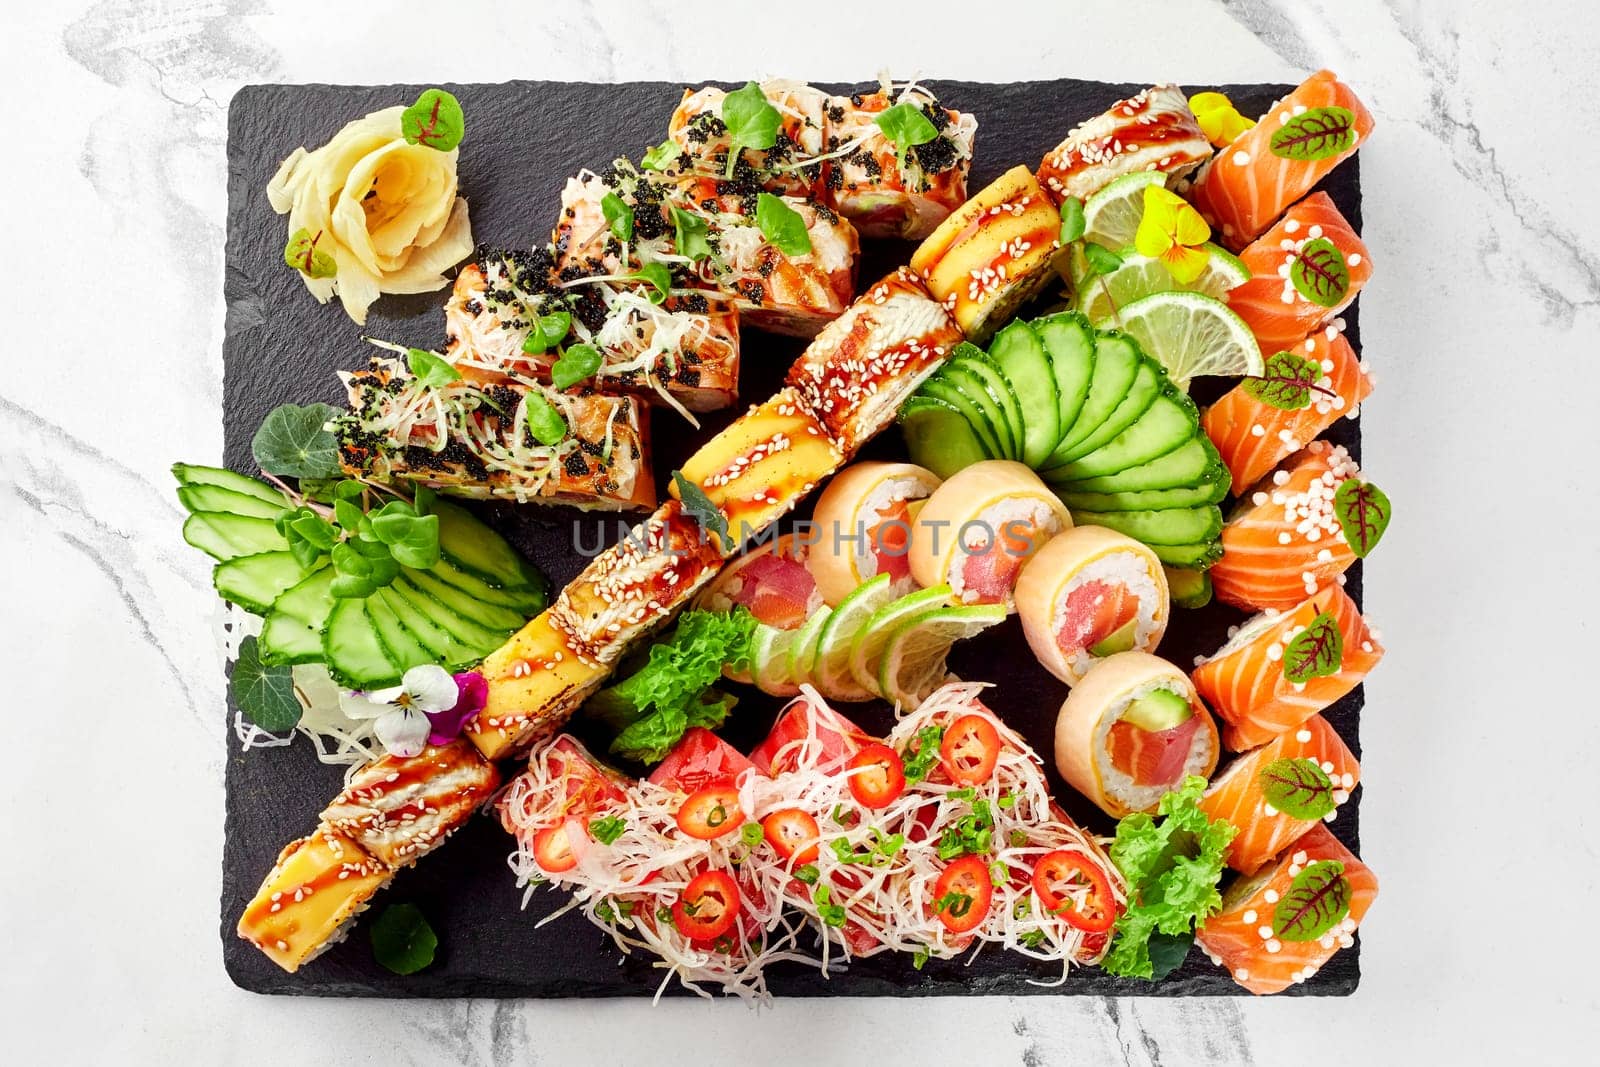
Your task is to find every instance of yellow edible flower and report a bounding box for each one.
[1135,186,1212,285]
[1189,91,1256,148]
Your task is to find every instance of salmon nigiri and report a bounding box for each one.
[1192,584,1383,750]
[1190,70,1373,250]
[1198,715,1360,873]
[1209,441,1367,611]
[1196,823,1378,995]
[1225,193,1373,355]
[1203,330,1372,490]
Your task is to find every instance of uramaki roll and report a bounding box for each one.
[807,462,941,607]
[906,460,1071,611]
[1016,526,1171,686]
[1054,651,1220,818]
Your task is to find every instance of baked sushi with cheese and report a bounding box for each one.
[236,831,391,973]
[667,80,830,198]
[806,462,941,606]
[823,85,976,239]
[464,611,613,760]
[320,740,501,869]
[1036,84,1212,203]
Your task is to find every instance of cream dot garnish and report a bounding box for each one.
[1295,728,1313,743]
[1232,151,1251,166]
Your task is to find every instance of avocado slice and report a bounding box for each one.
[1121,689,1193,732]
[1088,618,1139,657]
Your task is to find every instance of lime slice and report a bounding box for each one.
[811,575,898,702]
[847,584,956,698]
[750,622,801,697]
[787,606,833,688]
[1075,243,1250,324]
[1115,291,1264,387]
[1081,171,1167,249]
[878,603,1007,709]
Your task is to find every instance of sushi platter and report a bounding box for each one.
[204,76,1381,1000]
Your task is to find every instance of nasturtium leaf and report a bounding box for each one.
[673,470,729,549]
[671,206,713,261]
[284,228,337,279]
[1243,351,1321,410]
[1272,860,1351,942]
[230,635,301,732]
[1258,758,1337,820]
[1269,106,1356,162]
[755,193,813,257]
[1334,479,1391,558]
[1083,243,1124,277]
[1059,196,1086,244]
[641,139,681,172]
[873,101,939,170]
[522,392,568,446]
[1290,238,1350,308]
[1282,611,1344,684]
[630,262,673,305]
[601,191,635,243]
[407,347,461,388]
[551,343,603,390]
[251,402,342,480]
[370,902,438,975]
[721,81,780,176]
[522,310,572,355]
[401,88,465,152]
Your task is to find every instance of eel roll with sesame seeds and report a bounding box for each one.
[236,830,392,973]
[334,356,656,512]
[1035,85,1211,205]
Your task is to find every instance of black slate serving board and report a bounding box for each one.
[222,78,1365,998]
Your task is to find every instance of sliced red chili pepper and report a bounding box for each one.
[761,807,821,865]
[1031,849,1117,933]
[675,786,745,840]
[931,854,994,934]
[847,743,906,809]
[939,713,1001,786]
[532,822,579,874]
[672,869,741,941]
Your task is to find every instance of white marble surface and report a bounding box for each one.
[5,0,1598,1063]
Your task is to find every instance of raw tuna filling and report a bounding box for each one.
[1050,553,1163,674]
[1107,714,1201,789]
[1057,581,1140,655]
[726,553,822,630]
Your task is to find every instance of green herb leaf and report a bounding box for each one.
[1058,197,1086,244]
[284,228,337,279]
[1145,929,1194,981]
[1290,237,1351,308]
[794,864,819,885]
[630,261,673,305]
[370,902,438,975]
[251,403,342,480]
[721,81,781,177]
[1259,758,1338,820]
[1333,478,1391,558]
[873,101,939,170]
[522,392,568,446]
[601,191,635,243]
[333,498,363,532]
[401,88,465,152]
[900,725,944,785]
[1084,243,1124,276]
[1272,860,1352,941]
[333,479,366,502]
[912,949,930,970]
[289,511,337,550]
[641,139,681,171]
[1243,350,1322,410]
[589,815,627,845]
[812,884,848,927]
[671,206,713,261]
[370,503,441,570]
[407,348,461,389]
[1282,610,1344,684]
[521,311,572,356]
[551,343,603,391]
[755,193,813,257]
[672,470,729,549]
[230,635,301,732]
[1269,106,1356,162]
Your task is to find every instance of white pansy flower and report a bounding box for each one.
[338,664,460,758]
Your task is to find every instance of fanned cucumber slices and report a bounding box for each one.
[173,464,549,689]
[898,314,1230,569]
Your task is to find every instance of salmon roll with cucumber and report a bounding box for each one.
[1192,584,1384,751]
[1190,70,1374,250]
[1054,651,1220,818]
[908,460,1071,611]
[1016,526,1171,686]
[806,462,941,606]
[1209,441,1385,611]
[1202,329,1371,491]
[1196,823,1378,994]
[1199,715,1360,875]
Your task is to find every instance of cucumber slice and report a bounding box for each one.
[921,375,1006,460]
[1151,540,1226,570]
[177,484,290,522]
[1070,505,1223,546]
[1032,312,1097,452]
[387,575,513,654]
[374,586,478,666]
[900,396,989,479]
[324,597,402,689]
[183,512,291,562]
[1165,567,1214,609]
[260,568,336,666]
[1042,331,1140,466]
[1051,387,1200,481]
[430,555,547,616]
[434,500,548,592]
[1049,349,1163,466]
[950,353,1026,463]
[400,569,526,634]
[214,551,316,615]
[1055,478,1228,512]
[1059,436,1227,494]
[987,322,1060,467]
[365,590,438,672]
[171,464,289,508]
[942,361,1018,460]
